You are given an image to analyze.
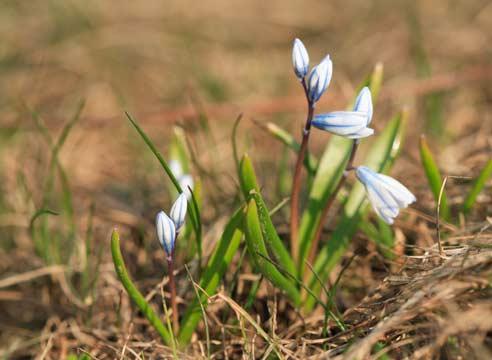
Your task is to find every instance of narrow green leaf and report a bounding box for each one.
[419,135,450,220]
[239,154,297,278]
[125,112,202,262]
[298,136,352,275]
[110,229,172,345]
[244,199,300,305]
[178,208,244,344]
[463,159,492,214]
[305,109,407,310]
[263,122,318,174]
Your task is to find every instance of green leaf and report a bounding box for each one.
[263,122,318,174]
[125,112,202,263]
[110,229,172,345]
[178,208,244,344]
[419,135,450,220]
[305,109,407,310]
[244,199,300,306]
[239,154,297,278]
[298,136,352,275]
[463,159,492,214]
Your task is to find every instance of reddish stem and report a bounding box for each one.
[290,79,313,263]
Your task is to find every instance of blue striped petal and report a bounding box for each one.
[312,111,367,135]
[353,86,373,125]
[156,211,176,257]
[292,38,309,79]
[170,193,188,232]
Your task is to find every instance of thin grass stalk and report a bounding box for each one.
[290,79,314,263]
[166,255,180,333]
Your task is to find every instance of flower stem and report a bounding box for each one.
[167,256,180,333]
[305,140,359,269]
[290,79,314,263]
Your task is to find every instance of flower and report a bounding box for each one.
[179,174,194,200]
[169,158,194,199]
[311,87,374,139]
[292,38,309,79]
[307,55,333,103]
[170,193,187,233]
[353,86,373,125]
[312,111,372,137]
[169,159,184,179]
[355,166,416,224]
[156,211,176,257]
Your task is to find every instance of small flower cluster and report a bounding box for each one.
[292,39,415,224]
[156,193,188,259]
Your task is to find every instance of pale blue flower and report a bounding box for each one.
[156,211,176,257]
[307,55,333,103]
[169,159,184,179]
[312,111,372,138]
[356,166,416,224]
[312,87,375,139]
[353,86,373,125]
[179,174,194,200]
[170,193,187,233]
[292,38,309,79]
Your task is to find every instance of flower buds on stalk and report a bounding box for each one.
[307,55,333,103]
[292,38,309,79]
[170,193,187,233]
[156,211,176,257]
[355,166,416,224]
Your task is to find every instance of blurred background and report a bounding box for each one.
[1,0,491,358]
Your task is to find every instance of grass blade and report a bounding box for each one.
[125,112,202,263]
[463,159,492,215]
[419,135,450,220]
[110,229,172,345]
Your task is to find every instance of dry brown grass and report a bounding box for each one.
[1,1,492,359]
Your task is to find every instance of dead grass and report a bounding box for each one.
[1,1,492,359]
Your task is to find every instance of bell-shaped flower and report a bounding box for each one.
[170,193,187,233]
[307,55,333,103]
[312,87,375,139]
[156,211,176,257]
[312,111,373,138]
[355,166,416,224]
[292,38,309,79]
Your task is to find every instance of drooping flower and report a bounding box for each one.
[292,38,309,79]
[156,211,176,257]
[355,166,416,224]
[170,193,187,233]
[312,111,372,137]
[311,87,374,139]
[307,55,333,103]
